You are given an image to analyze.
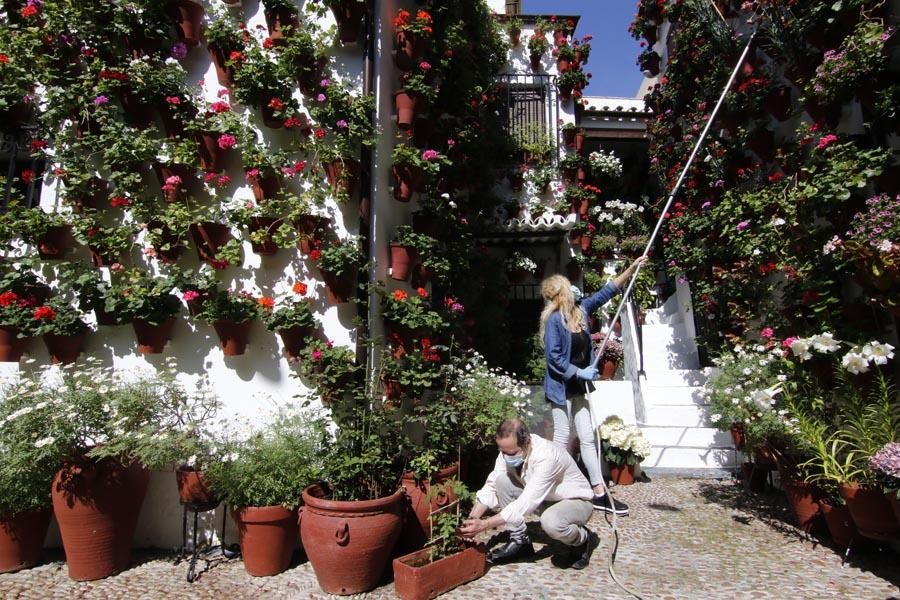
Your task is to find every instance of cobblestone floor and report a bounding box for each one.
[2,477,899,599]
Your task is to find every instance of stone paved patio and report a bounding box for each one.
[2,477,898,599]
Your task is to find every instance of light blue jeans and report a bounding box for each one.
[551,394,602,488]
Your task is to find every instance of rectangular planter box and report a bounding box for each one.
[393,545,486,600]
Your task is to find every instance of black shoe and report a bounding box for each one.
[487,538,535,564]
[571,530,600,570]
[592,493,629,515]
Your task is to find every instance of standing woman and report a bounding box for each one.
[539,256,647,515]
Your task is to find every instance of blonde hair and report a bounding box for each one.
[538,274,586,346]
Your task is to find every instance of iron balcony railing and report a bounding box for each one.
[494,73,560,166]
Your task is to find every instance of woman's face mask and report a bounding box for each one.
[570,285,583,303]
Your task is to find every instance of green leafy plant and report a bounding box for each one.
[28,299,90,337]
[264,287,318,332]
[104,268,182,325]
[196,289,264,324]
[381,287,446,332]
[527,32,549,57]
[231,40,295,109]
[314,238,366,277]
[295,337,363,406]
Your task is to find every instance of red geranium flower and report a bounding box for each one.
[33,306,56,320]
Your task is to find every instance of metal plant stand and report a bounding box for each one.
[178,499,240,583]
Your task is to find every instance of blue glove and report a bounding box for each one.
[575,367,599,381]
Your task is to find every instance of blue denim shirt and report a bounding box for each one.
[543,280,620,406]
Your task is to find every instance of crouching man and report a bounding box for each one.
[459,418,599,570]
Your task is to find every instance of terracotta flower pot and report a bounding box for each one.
[321,270,356,304]
[36,225,74,260]
[325,158,360,198]
[398,464,459,555]
[0,325,29,362]
[557,58,571,73]
[264,6,298,43]
[248,216,280,256]
[729,422,745,450]
[52,458,150,581]
[782,479,825,535]
[608,462,635,486]
[212,319,253,356]
[168,0,204,47]
[189,221,233,263]
[155,163,194,203]
[741,462,767,493]
[394,31,426,71]
[42,331,87,365]
[301,484,405,595]
[765,85,793,121]
[276,325,314,361]
[330,0,366,44]
[158,98,198,139]
[530,53,542,72]
[232,505,298,577]
[249,173,281,202]
[88,247,119,269]
[819,500,855,549]
[394,90,419,130]
[839,483,900,542]
[175,467,219,512]
[601,359,618,380]
[393,545,486,600]
[293,214,329,254]
[131,317,176,354]
[390,243,414,281]
[195,131,229,173]
[207,43,236,88]
[0,509,52,573]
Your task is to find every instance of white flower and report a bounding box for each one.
[841,352,869,375]
[710,413,722,423]
[811,332,839,353]
[770,217,786,227]
[790,339,812,361]
[742,368,752,376]
[822,235,841,255]
[877,239,894,253]
[862,341,894,366]
[34,436,55,448]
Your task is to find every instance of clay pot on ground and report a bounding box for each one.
[608,462,635,486]
[0,509,52,573]
[819,500,856,549]
[232,505,298,577]
[52,457,150,581]
[301,484,405,595]
[729,422,745,450]
[839,483,900,542]
[740,462,767,493]
[393,545,487,600]
[397,464,459,555]
[212,319,254,356]
[131,317,176,354]
[782,479,825,535]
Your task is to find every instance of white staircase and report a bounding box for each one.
[636,291,738,473]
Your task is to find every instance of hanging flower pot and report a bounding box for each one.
[557,58,571,73]
[116,86,155,128]
[397,464,459,554]
[393,544,486,600]
[802,99,842,128]
[232,505,298,577]
[390,243,414,281]
[212,319,254,356]
[321,270,356,304]
[562,127,576,147]
[297,56,329,96]
[88,246,120,269]
[36,225,73,260]
[277,325,314,361]
[569,196,589,217]
[0,326,29,362]
[392,164,423,202]
[189,221,233,263]
[207,43,236,88]
[264,6,299,43]
[839,483,900,541]
[185,288,213,318]
[248,173,281,202]
[42,330,87,364]
[508,171,524,192]
[95,306,125,327]
[529,53,542,72]
[167,0,204,47]
[155,163,194,203]
[330,0,366,44]
[553,29,568,46]
[747,128,775,162]
[394,31,426,71]
[68,177,109,212]
[293,214,330,254]
[394,90,420,130]
[301,484,405,595]
[195,131,229,173]
[558,83,573,100]
[0,508,52,573]
[52,457,150,581]
[383,378,403,402]
[729,422,745,450]
[325,158,360,198]
[147,219,186,263]
[158,97,198,139]
[131,317,176,354]
[248,216,279,256]
[175,466,219,512]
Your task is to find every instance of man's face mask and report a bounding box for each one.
[570,285,583,303]
[503,453,525,468]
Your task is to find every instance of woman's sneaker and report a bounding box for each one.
[592,494,629,515]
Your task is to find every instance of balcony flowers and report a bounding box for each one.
[527,32,549,70]
[588,148,623,180]
[393,9,433,36]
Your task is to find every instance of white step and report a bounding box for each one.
[641,426,734,448]
[642,350,700,371]
[643,403,710,427]
[642,384,704,406]
[643,446,739,470]
[642,368,707,387]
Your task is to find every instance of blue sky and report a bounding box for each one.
[522,1,645,98]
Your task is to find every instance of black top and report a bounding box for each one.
[565,329,593,397]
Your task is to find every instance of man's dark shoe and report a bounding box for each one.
[592,493,629,515]
[570,530,599,570]
[487,538,535,564]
